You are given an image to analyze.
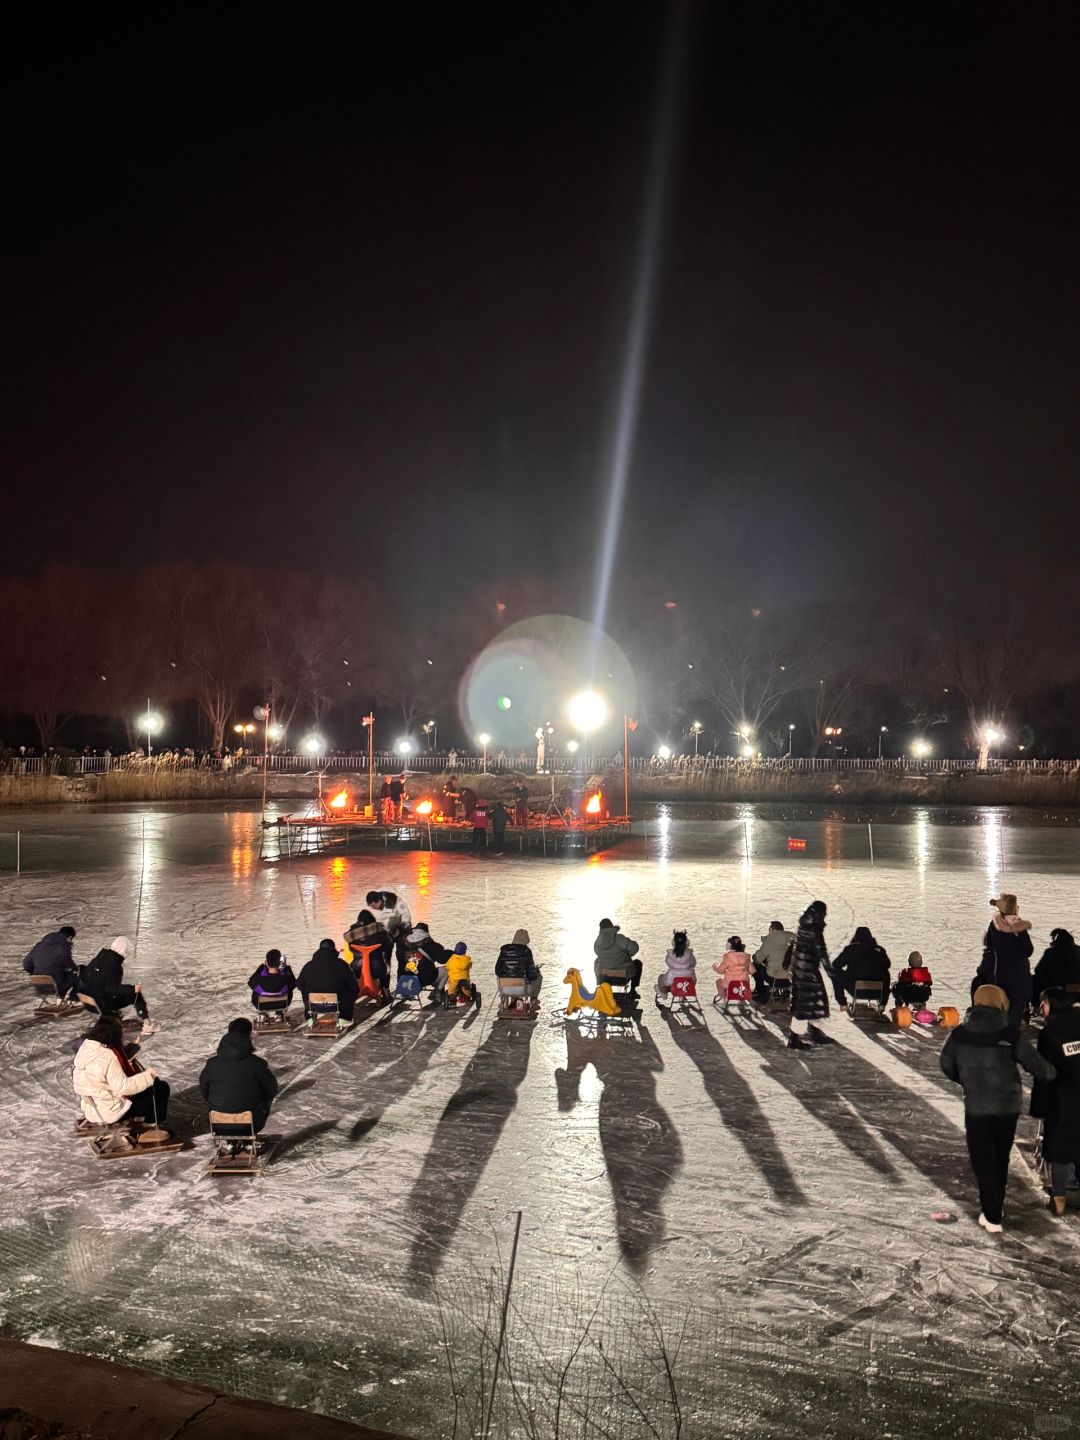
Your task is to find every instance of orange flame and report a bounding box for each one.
[329,790,349,810]
[585,792,602,815]
[416,799,433,816]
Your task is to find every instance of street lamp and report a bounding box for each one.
[657,744,672,762]
[301,733,325,757]
[787,723,795,757]
[568,689,608,773]
[139,702,163,758]
[912,739,932,759]
[566,739,580,755]
[690,721,703,756]
[233,722,256,747]
[878,726,888,760]
[395,738,413,756]
[361,713,375,814]
[422,719,437,751]
[478,733,491,773]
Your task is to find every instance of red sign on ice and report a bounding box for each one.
[787,837,807,852]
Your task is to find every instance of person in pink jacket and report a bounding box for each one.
[713,937,753,1000]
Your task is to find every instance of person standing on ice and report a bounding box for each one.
[1032,929,1080,999]
[1030,987,1080,1217]
[21,924,79,999]
[787,901,838,1049]
[972,893,1034,1031]
[940,983,1055,1233]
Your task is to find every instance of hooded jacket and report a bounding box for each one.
[22,931,77,990]
[790,903,831,1022]
[714,949,750,987]
[940,1004,1054,1116]
[80,946,136,1011]
[752,930,793,980]
[974,920,1034,1009]
[593,925,640,981]
[297,943,359,1016]
[663,946,698,980]
[247,962,296,1001]
[199,1030,278,1121]
[832,929,891,1002]
[1032,936,1080,1000]
[72,1037,154,1123]
[1031,1004,1080,1162]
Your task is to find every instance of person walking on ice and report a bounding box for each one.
[787,900,838,1049]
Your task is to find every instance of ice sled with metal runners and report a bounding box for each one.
[76,991,145,1034]
[204,1110,277,1177]
[81,1095,181,1161]
[657,974,704,1016]
[304,992,351,1038]
[254,992,297,1035]
[759,978,792,1013]
[713,977,751,1017]
[848,979,889,1021]
[28,975,81,1020]
[497,977,538,1020]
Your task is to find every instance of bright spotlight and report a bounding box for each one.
[566,739,580,754]
[983,727,1003,745]
[302,734,325,756]
[912,739,932,758]
[657,744,672,760]
[267,723,285,742]
[568,689,608,733]
[140,712,163,735]
[395,738,413,755]
[478,732,492,746]
[740,744,754,759]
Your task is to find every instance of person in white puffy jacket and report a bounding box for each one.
[73,1016,170,1126]
[658,930,697,993]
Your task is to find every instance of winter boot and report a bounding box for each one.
[786,1033,812,1050]
[1050,1195,1067,1217]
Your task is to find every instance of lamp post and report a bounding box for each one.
[878,725,888,761]
[362,713,375,815]
[567,689,608,778]
[478,733,491,774]
[787,723,795,757]
[422,719,437,752]
[253,705,271,819]
[140,701,162,758]
[690,721,703,756]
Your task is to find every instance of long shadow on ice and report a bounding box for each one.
[406,1018,535,1286]
[661,1014,807,1205]
[345,1008,465,1141]
[557,1021,683,1271]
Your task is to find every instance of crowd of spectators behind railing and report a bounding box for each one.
[4,744,1080,779]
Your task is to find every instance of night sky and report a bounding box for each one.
[4,4,1079,614]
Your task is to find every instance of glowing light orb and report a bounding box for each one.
[657,745,672,760]
[497,695,512,711]
[301,734,325,756]
[567,689,608,734]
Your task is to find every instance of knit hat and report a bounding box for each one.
[110,936,130,958]
[907,951,923,966]
[973,984,1009,1012]
[454,942,467,955]
[513,928,530,945]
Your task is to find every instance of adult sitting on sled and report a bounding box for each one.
[593,918,642,996]
[344,910,393,996]
[73,1015,170,1126]
[751,920,792,1000]
[22,925,79,999]
[81,936,151,1021]
[297,939,359,1022]
[788,901,838,1049]
[199,1019,279,1135]
[831,926,891,1009]
[247,950,297,1011]
[496,929,542,997]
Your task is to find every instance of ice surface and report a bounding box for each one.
[1,801,1080,1438]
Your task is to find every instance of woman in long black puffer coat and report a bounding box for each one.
[788,900,838,1050]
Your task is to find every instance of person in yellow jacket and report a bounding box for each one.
[443,942,480,1010]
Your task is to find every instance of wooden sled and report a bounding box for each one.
[304,992,351,1038]
[86,1122,183,1160]
[848,979,888,1021]
[254,994,298,1035]
[205,1110,277,1177]
[76,992,144,1033]
[497,979,539,1020]
[28,975,81,1020]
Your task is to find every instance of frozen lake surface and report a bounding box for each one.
[2,801,1080,1438]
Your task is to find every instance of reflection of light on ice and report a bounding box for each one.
[983,811,1002,891]
[411,851,433,902]
[328,855,347,901]
[652,805,671,865]
[913,809,933,890]
[231,844,254,880]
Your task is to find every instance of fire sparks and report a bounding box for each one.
[416,799,434,816]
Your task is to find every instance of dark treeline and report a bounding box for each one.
[1,565,1076,757]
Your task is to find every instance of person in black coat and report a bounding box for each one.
[941,983,1055,1232]
[490,801,510,854]
[831,926,891,1008]
[496,929,542,996]
[199,1020,279,1133]
[297,939,358,1021]
[971,895,1034,1031]
[81,936,150,1019]
[788,901,837,1049]
[247,950,297,1011]
[22,926,78,998]
[1031,987,1080,1215]
[1032,930,1080,1001]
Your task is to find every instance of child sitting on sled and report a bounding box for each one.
[442,942,481,1009]
[247,949,297,1011]
[658,931,697,994]
[893,951,933,1008]
[713,937,753,1002]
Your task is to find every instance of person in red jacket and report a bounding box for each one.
[470,797,490,855]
